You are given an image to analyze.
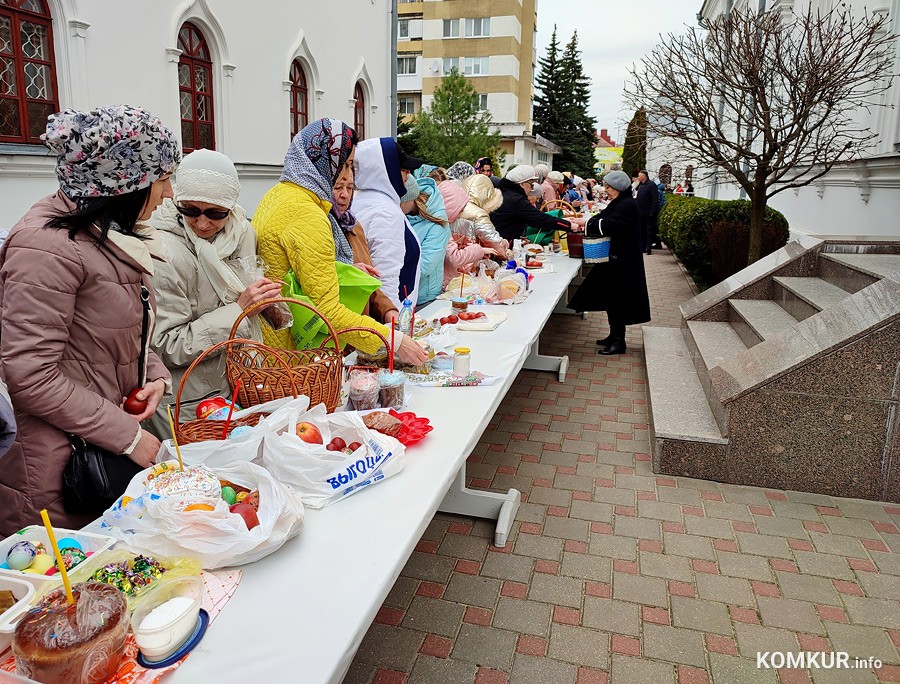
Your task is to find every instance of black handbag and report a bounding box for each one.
[62,285,151,515]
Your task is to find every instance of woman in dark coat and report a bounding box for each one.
[567,170,651,355]
[489,165,571,243]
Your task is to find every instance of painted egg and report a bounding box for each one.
[221,486,237,505]
[56,547,87,571]
[6,541,37,571]
[56,537,82,552]
[22,554,54,575]
[228,426,253,439]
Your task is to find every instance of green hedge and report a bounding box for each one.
[658,196,789,289]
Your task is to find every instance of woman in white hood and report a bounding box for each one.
[147,149,281,435]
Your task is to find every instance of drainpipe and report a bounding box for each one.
[703,0,734,200]
[390,0,398,137]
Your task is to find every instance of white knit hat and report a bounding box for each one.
[506,164,538,184]
[175,149,241,209]
[534,163,550,181]
[547,171,564,184]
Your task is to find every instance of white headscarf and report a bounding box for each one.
[173,150,248,306]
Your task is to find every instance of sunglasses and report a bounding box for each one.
[176,205,230,221]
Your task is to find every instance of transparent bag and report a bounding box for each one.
[232,256,293,330]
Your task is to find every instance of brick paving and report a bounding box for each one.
[345,250,900,684]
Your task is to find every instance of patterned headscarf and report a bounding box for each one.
[281,118,356,264]
[42,105,180,199]
[446,161,475,183]
[413,164,436,180]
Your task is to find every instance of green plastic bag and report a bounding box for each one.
[282,262,382,350]
[523,210,565,246]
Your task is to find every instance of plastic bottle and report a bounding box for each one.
[397,297,413,336]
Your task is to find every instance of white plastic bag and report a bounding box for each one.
[99,460,305,569]
[156,395,311,469]
[262,403,406,508]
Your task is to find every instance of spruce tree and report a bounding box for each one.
[621,108,647,178]
[413,69,503,167]
[533,25,563,141]
[554,31,598,177]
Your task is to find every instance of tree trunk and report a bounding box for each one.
[747,192,767,265]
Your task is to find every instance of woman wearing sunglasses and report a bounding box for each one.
[146,149,282,436]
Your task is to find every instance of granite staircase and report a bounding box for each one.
[644,237,900,502]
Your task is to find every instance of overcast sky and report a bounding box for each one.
[534,1,700,143]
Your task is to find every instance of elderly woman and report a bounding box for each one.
[447,161,476,184]
[461,174,509,254]
[0,105,178,532]
[254,119,426,366]
[490,165,572,243]
[147,149,281,435]
[568,170,651,355]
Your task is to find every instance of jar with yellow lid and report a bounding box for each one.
[453,347,471,377]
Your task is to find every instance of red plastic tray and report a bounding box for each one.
[388,409,433,447]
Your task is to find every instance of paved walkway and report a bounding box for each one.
[346,250,900,684]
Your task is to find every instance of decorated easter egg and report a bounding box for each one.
[221,486,237,505]
[6,541,37,571]
[228,425,253,439]
[56,547,87,571]
[56,537,82,552]
[22,554,54,575]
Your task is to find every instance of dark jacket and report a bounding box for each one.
[567,193,651,325]
[634,179,659,221]
[489,178,570,243]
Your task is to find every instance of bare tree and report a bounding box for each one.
[624,5,895,264]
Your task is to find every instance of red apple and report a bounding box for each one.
[330,437,346,451]
[447,314,458,324]
[295,421,323,444]
[348,442,362,452]
[230,502,260,530]
[123,388,147,415]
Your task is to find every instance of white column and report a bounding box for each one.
[66,20,91,109]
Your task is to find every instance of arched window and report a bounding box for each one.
[658,163,672,186]
[685,164,694,182]
[289,59,308,139]
[0,0,58,144]
[353,82,365,140]
[178,22,214,152]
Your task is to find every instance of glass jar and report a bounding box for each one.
[453,347,471,377]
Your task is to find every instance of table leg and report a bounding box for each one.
[523,339,570,382]
[439,465,521,547]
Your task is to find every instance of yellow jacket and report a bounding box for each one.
[253,181,389,355]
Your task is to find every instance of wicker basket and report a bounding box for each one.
[173,338,298,445]
[539,199,579,216]
[540,199,586,259]
[226,298,389,413]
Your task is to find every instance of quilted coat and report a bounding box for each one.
[407,177,450,306]
[253,181,390,355]
[0,192,171,535]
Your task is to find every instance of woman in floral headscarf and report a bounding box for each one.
[0,105,179,533]
[254,119,426,365]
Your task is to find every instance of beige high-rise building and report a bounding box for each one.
[397,0,559,171]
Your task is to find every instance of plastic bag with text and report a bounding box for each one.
[99,460,305,569]
[262,403,406,508]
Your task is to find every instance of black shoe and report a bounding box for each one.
[595,335,614,346]
[599,340,627,355]
[645,247,652,255]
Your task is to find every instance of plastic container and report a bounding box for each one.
[378,369,406,409]
[0,576,35,654]
[349,369,380,411]
[131,575,203,660]
[0,526,115,591]
[451,297,468,313]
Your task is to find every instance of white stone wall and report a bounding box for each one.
[0,0,392,228]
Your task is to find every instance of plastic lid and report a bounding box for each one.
[401,298,412,307]
[454,347,470,354]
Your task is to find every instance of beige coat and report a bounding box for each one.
[147,204,258,436]
[0,192,171,535]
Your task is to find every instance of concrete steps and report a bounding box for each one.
[773,276,851,321]
[728,299,798,347]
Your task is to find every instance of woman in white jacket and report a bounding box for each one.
[146,149,281,436]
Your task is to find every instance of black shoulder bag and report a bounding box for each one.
[62,285,150,514]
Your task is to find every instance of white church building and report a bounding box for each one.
[646,0,900,240]
[0,0,394,228]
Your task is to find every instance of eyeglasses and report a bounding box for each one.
[176,205,230,221]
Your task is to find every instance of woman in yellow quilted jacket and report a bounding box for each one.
[254,118,427,365]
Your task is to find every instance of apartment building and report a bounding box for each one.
[397,0,560,171]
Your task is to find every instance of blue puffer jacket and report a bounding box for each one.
[408,177,450,306]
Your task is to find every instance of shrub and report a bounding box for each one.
[658,196,789,289]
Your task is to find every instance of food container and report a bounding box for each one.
[0,527,115,591]
[131,575,203,660]
[0,576,35,654]
[378,369,406,409]
[349,369,380,410]
[451,297,469,313]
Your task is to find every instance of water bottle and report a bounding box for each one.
[398,297,414,334]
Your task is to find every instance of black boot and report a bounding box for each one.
[598,339,627,355]
[595,335,614,346]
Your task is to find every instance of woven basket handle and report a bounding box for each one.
[173,337,298,427]
[229,296,341,350]
[334,326,390,351]
[540,199,580,217]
